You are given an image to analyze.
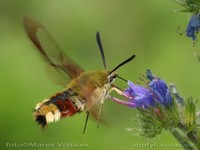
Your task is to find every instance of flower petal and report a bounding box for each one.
[128,81,148,95]
[109,96,139,107]
[149,79,172,105]
[186,14,200,41]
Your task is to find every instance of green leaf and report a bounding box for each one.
[183,98,197,128]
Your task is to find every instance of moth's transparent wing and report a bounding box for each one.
[90,103,108,125]
[23,16,84,86]
[45,65,70,87]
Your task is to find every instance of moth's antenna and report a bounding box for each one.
[96,31,107,69]
[111,55,136,73]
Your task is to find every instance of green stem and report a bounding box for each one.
[177,122,199,149]
[170,127,198,150]
[171,129,197,150]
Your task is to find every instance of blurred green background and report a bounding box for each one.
[1,0,200,150]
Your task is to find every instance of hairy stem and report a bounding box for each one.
[170,127,198,150]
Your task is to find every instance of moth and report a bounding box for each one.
[23,16,135,133]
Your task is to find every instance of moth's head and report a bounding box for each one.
[107,72,118,83]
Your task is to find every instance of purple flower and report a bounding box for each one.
[186,14,200,41]
[123,81,155,108]
[110,70,172,108]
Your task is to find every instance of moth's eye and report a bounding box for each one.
[108,73,118,83]
[108,75,114,83]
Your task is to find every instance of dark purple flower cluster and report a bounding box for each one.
[110,70,172,108]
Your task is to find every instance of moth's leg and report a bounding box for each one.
[108,85,126,97]
[82,111,89,134]
[97,87,107,128]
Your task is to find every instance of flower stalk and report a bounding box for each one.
[173,0,200,13]
[173,0,200,41]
